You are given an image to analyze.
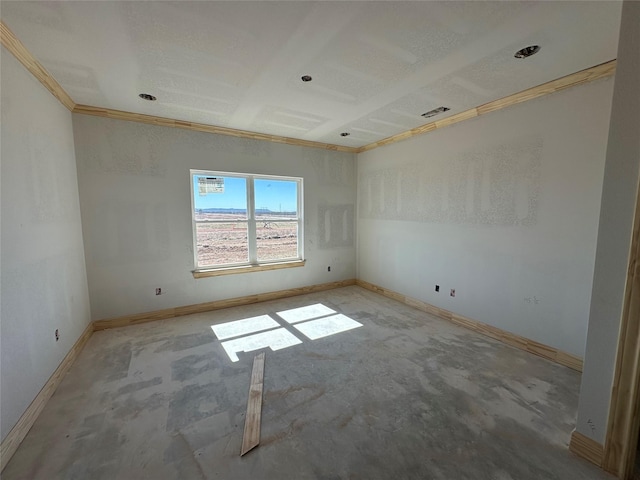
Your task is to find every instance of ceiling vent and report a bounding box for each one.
[421,107,450,119]
[514,45,541,59]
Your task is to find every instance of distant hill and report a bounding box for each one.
[197,208,247,214]
[196,207,296,215]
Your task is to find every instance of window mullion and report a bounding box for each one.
[247,178,257,264]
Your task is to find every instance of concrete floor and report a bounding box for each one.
[4,286,613,480]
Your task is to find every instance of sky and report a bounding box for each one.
[193,175,298,212]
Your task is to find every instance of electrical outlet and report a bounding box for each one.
[156,288,162,295]
[450,289,456,297]
[435,285,440,292]
[55,329,60,341]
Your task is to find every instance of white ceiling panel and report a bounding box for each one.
[1,1,622,148]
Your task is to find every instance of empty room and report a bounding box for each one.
[1,1,639,479]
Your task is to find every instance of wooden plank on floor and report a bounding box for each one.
[241,352,265,456]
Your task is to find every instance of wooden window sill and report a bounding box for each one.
[193,260,305,278]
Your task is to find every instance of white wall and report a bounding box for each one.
[72,115,356,321]
[357,78,615,357]
[0,49,92,440]
[576,0,640,445]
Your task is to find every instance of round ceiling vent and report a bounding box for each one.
[138,93,157,101]
[514,45,541,59]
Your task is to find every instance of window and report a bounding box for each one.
[190,170,303,275]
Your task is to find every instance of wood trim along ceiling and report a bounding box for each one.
[0,322,93,473]
[1,20,616,154]
[602,174,640,479]
[0,20,75,111]
[93,278,357,331]
[72,105,359,153]
[356,279,584,372]
[356,60,617,154]
[570,430,605,467]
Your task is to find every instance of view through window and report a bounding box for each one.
[191,171,302,269]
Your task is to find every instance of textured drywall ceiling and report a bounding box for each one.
[0,1,622,148]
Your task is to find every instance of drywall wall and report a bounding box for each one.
[72,115,356,321]
[357,77,615,358]
[0,48,92,441]
[576,0,640,445]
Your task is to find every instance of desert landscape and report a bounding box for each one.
[195,212,298,266]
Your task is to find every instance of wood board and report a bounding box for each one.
[241,352,265,456]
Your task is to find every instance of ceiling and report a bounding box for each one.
[1,1,622,149]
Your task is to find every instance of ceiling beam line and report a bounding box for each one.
[0,20,75,111]
[357,59,617,154]
[72,104,359,153]
[1,19,616,155]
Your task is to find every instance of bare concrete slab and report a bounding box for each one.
[3,286,613,479]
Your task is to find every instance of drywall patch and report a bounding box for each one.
[75,118,166,176]
[307,151,356,187]
[359,138,542,226]
[318,204,355,248]
[89,200,170,265]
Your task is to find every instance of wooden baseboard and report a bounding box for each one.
[93,278,357,331]
[570,430,604,467]
[355,279,583,372]
[0,322,93,472]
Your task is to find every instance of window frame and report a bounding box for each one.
[190,169,304,275]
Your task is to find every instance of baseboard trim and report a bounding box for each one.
[93,278,357,331]
[570,430,604,467]
[0,321,94,472]
[355,279,583,372]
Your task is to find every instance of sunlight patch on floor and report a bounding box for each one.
[293,314,363,340]
[276,303,336,324]
[211,314,279,340]
[211,304,362,362]
[219,328,302,362]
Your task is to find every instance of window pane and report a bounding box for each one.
[193,175,247,221]
[254,179,297,220]
[256,222,298,261]
[196,222,248,266]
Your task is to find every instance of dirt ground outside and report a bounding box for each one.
[195,213,298,266]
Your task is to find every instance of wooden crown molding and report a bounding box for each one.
[1,20,76,111]
[1,20,616,154]
[72,104,359,153]
[357,60,617,154]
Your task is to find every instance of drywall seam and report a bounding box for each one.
[0,323,93,472]
[356,279,583,371]
[0,20,616,155]
[72,104,359,153]
[357,60,617,153]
